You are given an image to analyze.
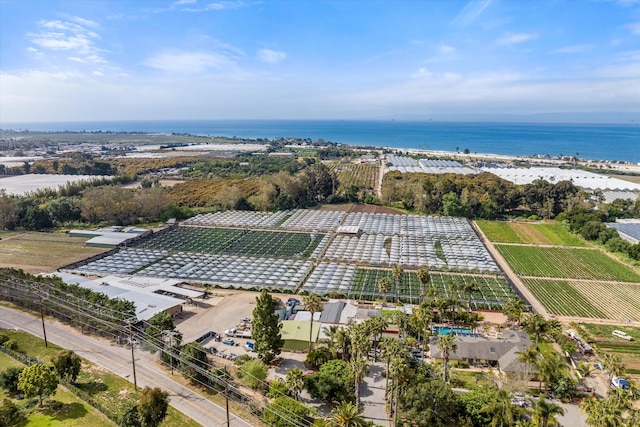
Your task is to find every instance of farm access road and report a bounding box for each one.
[0,305,252,427]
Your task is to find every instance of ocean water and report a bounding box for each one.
[2,120,639,163]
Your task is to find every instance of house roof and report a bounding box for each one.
[281,320,321,342]
[319,301,346,323]
[429,330,532,371]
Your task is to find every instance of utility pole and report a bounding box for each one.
[224,366,230,427]
[39,297,48,348]
[128,319,138,390]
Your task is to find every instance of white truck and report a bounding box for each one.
[224,328,252,339]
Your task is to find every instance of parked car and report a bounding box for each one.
[612,376,631,390]
[245,341,255,351]
[209,346,218,354]
[222,338,237,346]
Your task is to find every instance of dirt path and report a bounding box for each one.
[376,154,384,198]
[471,220,550,318]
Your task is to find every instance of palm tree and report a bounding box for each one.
[502,299,527,328]
[409,304,432,359]
[303,294,323,353]
[524,313,549,347]
[602,354,624,395]
[416,267,431,304]
[436,334,457,383]
[540,354,565,393]
[531,397,564,427]
[389,356,407,427]
[285,368,304,400]
[364,315,388,360]
[462,280,480,312]
[380,336,405,399]
[377,276,392,306]
[349,357,369,409]
[329,401,367,427]
[319,325,339,358]
[336,327,352,361]
[577,362,592,384]
[391,264,404,303]
[517,346,540,388]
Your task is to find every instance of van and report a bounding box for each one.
[612,330,634,341]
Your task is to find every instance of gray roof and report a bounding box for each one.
[430,330,532,372]
[605,222,640,244]
[319,301,346,323]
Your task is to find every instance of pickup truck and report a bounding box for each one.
[224,328,252,338]
[611,376,631,390]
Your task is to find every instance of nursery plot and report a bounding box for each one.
[509,223,586,246]
[279,209,346,232]
[71,249,168,276]
[131,226,326,259]
[475,221,524,243]
[182,210,291,228]
[496,245,640,282]
[328,163,379,190]
[341,269,516,308]
[138,253,314,291]
[524,279,640,321]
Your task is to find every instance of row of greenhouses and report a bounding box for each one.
[279,209,347,232]
[71,249,167,276]
[182,210,291,229]
[341,212,478,237]
[300,263,517,308]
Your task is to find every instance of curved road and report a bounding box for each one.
[0,306,252,427]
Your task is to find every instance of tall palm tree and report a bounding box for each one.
[517,346,540,388]
[436,334,457,383]
[320,325,339,358]
[391,264,404,303]
[349,357,369,409]
[416,266,431,304]
[540,354,565,393]
[377,276,392,306]
[409,304,432,359]
[389,356,407,427]
[364,315,388,360]
[336,327,352,361]
[380,336,405,399]
[462,280,480,312]
[524,313,549,347]
[502,299,527,328]
[303,293,323,353]
[285,368,304,400]
[531,397,564,427]
[329,401,367,427]
[602,354,624,395]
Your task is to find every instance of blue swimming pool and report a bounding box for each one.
[433,326,474,336]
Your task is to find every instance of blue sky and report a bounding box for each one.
[1,0,639,122]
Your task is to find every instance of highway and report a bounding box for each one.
[0,305,252,427]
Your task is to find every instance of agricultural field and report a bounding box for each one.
[496,245,640,282]
[132,227,325,258]
[166,177,259,207]
[327,162,379,191]
[0,232,106,274]
[475,220,586,246]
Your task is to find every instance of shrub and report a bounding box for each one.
[2,339,18,351]
[605,237,630,253]
[0,333,9,346]
[238,360,268,390]
[266,380,290,398]
[0,399,22,427]
[0,367,24,394]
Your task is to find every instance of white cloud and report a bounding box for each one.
[496,32,539,46]
[28,18,105,63]
[626,21,640,35]
[143,51,237,74]
[439,44,456,54]
[452,0,493,26]
[552,45,594,54]
[412,68,433,79]
[257,49,286,64]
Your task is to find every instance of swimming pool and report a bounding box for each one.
[433,326,474,336]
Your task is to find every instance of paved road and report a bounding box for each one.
[0,306,252,427]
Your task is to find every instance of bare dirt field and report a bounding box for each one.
[0,232,106,274]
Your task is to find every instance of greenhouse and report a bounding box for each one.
[182,210,292,229]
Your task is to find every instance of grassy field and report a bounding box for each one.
[497,245,640,282]
[574,323,640,378]
[0,352,116,427]
[475,220,586,246]
[0,330,201,427]
[0,232,106,273]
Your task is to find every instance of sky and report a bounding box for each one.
[1,0,639,123]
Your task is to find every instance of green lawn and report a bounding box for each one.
[497,245,640,282]
[476,220,586,246]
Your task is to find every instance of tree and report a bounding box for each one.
[17,363,59,407]
[179,342,209,384]
[328,401,367,427]
[0,399,22,427]
[462,280,480,312]
[252,289,284,364]
[285,368,304,401]
[52,350,82,383]
[602,354,624,395]
[502,299,527,328]
[459,386,499,427]
[524,314,549,347]
[137,387,169,427]
[377,277,392,305]
[391,265,404,303]
[305,359,353,404]
[416,267,431,304]
[436,334,457,384]
[480,388,519,427]
[238,359,268,389]
[262,396,315,427]
[517,346,540,388]
[303,294,323,352]
[0,367,24,394]
[398,379,459,427]
[531,397,564,427]
[380,336,405,396]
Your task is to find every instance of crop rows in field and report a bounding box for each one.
[327,163,379,190]
[523,279,606,318]
[300,264,516,308]
[130,227,327,259]
[497,245,640,282]
[476,220,586,246]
